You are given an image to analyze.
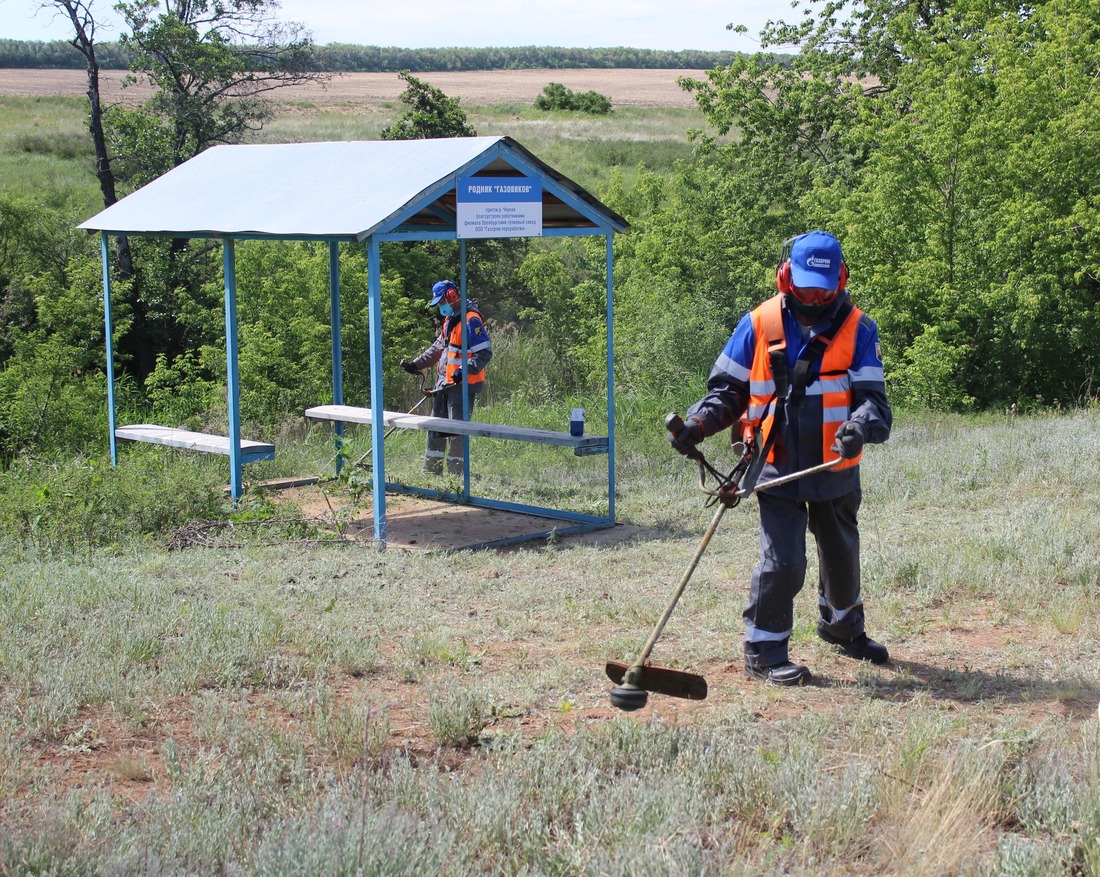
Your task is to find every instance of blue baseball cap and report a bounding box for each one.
[789,231,843,290]
[429,279,456,306]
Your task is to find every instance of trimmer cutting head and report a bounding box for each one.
[609,685,649,712]
[605,660,708,711]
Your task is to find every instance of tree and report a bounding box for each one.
[98,0,326,379]
[820,0,1100,408]
[42,1,133,277]
[671,0,1100,410]
[379,71,477,140]
[111,0,325,183]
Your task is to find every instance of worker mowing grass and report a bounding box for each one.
[400,279,493,476]
[670,231,892,686]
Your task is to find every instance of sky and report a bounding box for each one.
[1,0,801,53]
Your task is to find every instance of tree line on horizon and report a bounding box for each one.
[0,39,744,72]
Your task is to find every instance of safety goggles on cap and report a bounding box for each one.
[790,286,839,307]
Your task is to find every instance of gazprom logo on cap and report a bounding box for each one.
[807,256,833,268]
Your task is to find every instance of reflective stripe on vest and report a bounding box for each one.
[744,295,863,470]
[443,309,486,386]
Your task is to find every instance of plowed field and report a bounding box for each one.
[0,67,706,108]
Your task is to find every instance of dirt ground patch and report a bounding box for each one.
[274,482,642,551]
[0,67,706,108]
[34,608,1095,807]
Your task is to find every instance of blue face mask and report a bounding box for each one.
[438,303,454,317]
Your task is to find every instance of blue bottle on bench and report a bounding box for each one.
[570,408,585,437]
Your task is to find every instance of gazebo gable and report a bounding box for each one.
[374,138,629,240]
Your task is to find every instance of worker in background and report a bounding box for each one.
[401,280,492,475]
[670,231,892,685]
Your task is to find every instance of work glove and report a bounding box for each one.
[669,415,705,456]
[832,420,866,459]
[451,368,463,384]
[399,358,419,375]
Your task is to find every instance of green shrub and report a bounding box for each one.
[11,130,91,161]
[535,83,613,115]
[0,451,225,552]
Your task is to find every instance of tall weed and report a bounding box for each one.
[0,450,224,552]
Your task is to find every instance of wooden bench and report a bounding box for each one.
[115,425,275,462]
[305,405,609,456]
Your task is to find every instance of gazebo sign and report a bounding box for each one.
[456,176,543,238]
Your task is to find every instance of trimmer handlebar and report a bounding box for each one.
[666,410,841,505]
[667,411,740,503]
[665,412,706,463]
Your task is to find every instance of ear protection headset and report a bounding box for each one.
[431,280,461,307]
[775,233,849,296]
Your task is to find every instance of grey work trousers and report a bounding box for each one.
[743,488,865,669]
[424,386,479,475]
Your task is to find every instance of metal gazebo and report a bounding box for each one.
[80,136,628,546]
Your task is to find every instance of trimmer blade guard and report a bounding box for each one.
[605,660,708,701]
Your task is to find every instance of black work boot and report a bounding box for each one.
[817,622,889,664]
[744,660,811,686]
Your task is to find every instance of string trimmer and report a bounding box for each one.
[606,412,841,712]
[352,371,437,469]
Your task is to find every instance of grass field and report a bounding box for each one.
[2,71,1100,875]
[3,407,1100,874]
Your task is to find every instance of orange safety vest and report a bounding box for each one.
[442,309,487,386]
[743,294,862,469]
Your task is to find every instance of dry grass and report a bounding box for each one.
[877,750,1004,876]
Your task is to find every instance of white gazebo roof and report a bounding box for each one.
[80,135,627,240]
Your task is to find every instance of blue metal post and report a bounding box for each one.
[329,241,345,474]
[366,237,387,542]
[459,238,470,499]
[606,233,616,522]
[100,233,118,465]
[223,238,244,500]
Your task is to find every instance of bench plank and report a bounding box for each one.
[116,425,275,460]
[305,405,608,454]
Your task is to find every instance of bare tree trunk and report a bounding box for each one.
[51,0,134,279]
